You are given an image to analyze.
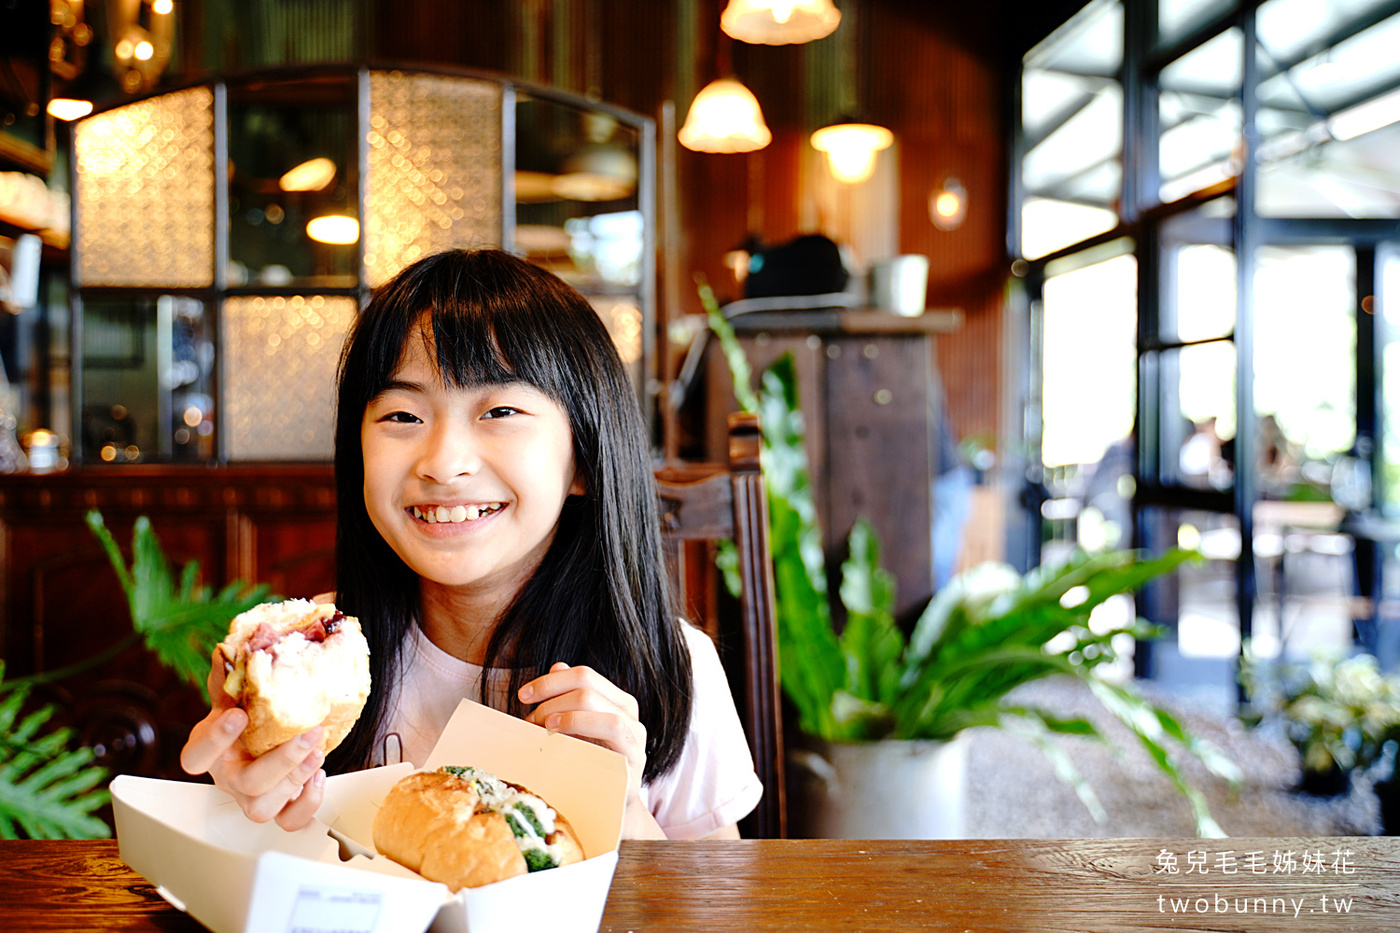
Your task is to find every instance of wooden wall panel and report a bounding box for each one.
[0,467,337,782]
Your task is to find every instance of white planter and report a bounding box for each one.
[791,736,967,839]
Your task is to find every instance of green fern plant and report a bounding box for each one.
[0,511,272,839]
[701,279,1242,836]
[0,664,110,839]
[84,511,272,696]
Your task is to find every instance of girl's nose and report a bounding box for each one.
[416,424,483,483]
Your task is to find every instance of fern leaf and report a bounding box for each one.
[0,684,111,840]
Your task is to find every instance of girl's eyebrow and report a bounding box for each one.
[371,379,426,399]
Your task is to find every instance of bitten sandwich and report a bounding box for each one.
[373,765,585,890]
[218,598,371,757]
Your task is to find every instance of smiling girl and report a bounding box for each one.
[181,249,762,840]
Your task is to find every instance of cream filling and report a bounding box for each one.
[412,503,504,524]
[442,766,563,867]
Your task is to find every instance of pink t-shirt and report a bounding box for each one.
[374,621,763,839]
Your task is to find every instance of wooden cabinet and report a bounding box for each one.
[0,466,336,781]
[705,310,958,625]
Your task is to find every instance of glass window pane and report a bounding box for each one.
[515,96,643,288]
[1020,0,1123,260]
[365,71,504,288]
[1159,28,1243,202]
[1041,252,1138,471]
[1379,245,1400,512]
[1159,0,1236,48]
[515,95,645,384]
[227,76,358,289]
[80,295,212,463]
[1253,246,1356,493]
[1256,8,1400,218]
[1175,244,1237,342]
[222,295,356,461]
[75,87,215,288]
[1040,251,1137,552]
[1158,199,1238,343]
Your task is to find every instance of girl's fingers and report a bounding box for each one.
[274,770,327,831]
[519,664,639,719]
[229,728,325,798]
[179,707,248,777]
[537,709,647,759]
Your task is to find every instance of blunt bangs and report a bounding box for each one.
[350,250,610,422]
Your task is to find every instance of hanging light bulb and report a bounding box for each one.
[721,0,841,45]
[679,78,772,153]
[810,121,893,183]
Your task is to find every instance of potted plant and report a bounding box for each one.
[702,283,1241,837]
[1242,649,1400,801]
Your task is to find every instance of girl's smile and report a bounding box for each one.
[410,502,505,524]
[361,325,583,598]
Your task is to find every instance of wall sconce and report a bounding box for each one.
[929,177,967,230]
[810,120,892,184]
[721,0,841,45]
[679,78,772,153]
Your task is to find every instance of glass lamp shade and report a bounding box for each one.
[678,79,772,153]
[721,0,841,45]
[810,122,893,183]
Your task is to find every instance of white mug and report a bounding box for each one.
[871,255,929,316]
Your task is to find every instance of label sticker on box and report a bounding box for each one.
[286,885,383,933]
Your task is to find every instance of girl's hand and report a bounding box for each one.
[519,663,664,839]
[178,650,327,831]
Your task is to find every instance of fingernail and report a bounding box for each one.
[221,712,244,735]
[299,728,323,749]
[519,684,534,702]
[314,769,326,788]
[545,713,562,732]
[302,750,324,774]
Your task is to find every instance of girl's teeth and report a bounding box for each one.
[416,504,500,524]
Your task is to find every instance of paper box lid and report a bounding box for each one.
[324,699,630,933]
[112,698,629,933]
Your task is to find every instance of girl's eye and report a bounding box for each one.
[482,406,521,420]
[381,410,421,424]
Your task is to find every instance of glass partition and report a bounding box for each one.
[514,95,646,385]
[79,295,212,464]
[226,75,359,288]
[69,67,655,464]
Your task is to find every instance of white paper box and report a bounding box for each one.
[112,699,629,933]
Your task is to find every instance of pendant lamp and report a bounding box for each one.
[810,120,892,184]
[679,78,772,153]
[721,0,841,45]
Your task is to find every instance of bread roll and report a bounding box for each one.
[373,766,585,890]
[218,598,371,757]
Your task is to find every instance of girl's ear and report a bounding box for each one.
[568,468,587,497]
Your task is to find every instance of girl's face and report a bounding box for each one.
[361,326,583,599]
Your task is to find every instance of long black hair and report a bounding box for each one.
[325,248,692,783]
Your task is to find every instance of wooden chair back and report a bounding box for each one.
[654,411,785,838]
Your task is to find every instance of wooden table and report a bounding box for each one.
[4,837,1398,932]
